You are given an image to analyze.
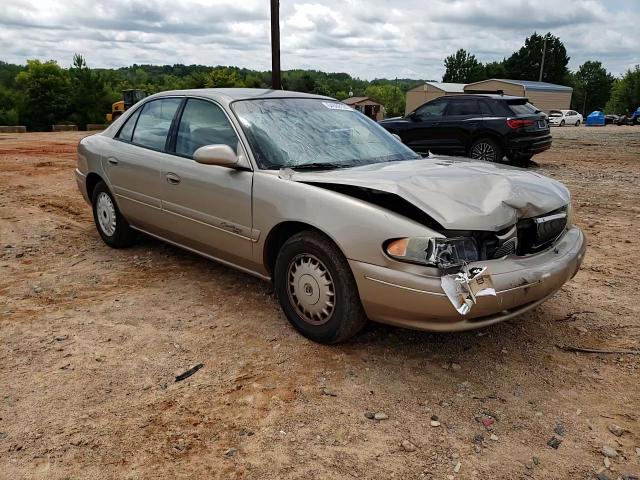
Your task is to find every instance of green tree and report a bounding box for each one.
[68,54,112,128]
[15,60,71,130]
[483,61,507,79]
[205,68,244,88]
[0,86,20,125]
[570,61,614,115]
[503,32,570,84]
[605,66,640,115]
[442,49,484,83]
[364,84,404,117]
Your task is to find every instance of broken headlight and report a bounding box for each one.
[385,236,479,268]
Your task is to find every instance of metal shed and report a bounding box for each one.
[405,82,466,114]
[464,79,573,113]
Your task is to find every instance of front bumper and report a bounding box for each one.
[349,227,586,332]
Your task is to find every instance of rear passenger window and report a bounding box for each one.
[131,98,182,151]
[116,108,141,142]
[175,99,239,158]
[446,100,482,116]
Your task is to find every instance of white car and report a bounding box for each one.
[548,109,583,127]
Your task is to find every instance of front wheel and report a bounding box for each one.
[274,231,367,344]
[575,120,580,126]
[560,120,565,127]
[92,181,136,248]
[469,138,503,163]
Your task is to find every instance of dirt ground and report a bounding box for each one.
[1,126,639,480]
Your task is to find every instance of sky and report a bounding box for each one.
[1,0,638,80]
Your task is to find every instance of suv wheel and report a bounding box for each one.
[274,231,367,344]
[470,138,503,163]
[92,181,136,248]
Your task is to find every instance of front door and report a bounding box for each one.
[402,99,448,154]
[160,98,254,271]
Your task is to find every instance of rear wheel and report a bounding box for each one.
[92,181,136,248]
[274,231,367,344]
[469,137,503,163]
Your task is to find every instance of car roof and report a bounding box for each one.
[145,88,334,106]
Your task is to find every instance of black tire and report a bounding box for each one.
[560,120,565,127]
[274,231,367,344]
[575,120,580,126]
[469,137,503,163]
[91,181,136,248]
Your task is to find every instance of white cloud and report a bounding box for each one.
[0,0,638,79]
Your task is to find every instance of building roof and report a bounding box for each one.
[427,82,467,93]
[342,96,382,106]
[466,79,573,92]
[409,82,466,93]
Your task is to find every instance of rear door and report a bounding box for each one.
[104,97,182,232]
[401,99,448,153]
[160,97,255,271]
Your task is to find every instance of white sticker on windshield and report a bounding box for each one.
[322,102,353,111]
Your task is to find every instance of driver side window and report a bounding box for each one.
[414,100,447,120]
[175,99,239,158]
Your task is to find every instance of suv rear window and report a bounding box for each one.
[508,101,540,116]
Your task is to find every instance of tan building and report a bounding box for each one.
[342,97,384,121]
[464,79,573,113]
[405,82,466,114]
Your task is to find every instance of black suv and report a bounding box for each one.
[379,94,551,165]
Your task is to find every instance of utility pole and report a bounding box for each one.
[270,0,281,90]
[538,36,547,82]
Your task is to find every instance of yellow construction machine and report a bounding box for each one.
[106,89,147,122]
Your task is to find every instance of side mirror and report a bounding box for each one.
[391,133,402,143]
[407,111,418,121]
[194,144,239,167]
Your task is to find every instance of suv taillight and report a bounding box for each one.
[506,118,535,129]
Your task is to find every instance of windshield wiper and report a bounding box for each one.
[287,162,353,171]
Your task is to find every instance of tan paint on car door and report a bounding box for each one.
[104,98,182,232]
[160,98,256,271]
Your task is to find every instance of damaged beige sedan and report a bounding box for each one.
[75,89,586,343]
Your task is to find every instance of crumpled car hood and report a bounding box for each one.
[286,157,570,231]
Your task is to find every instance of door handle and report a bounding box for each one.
[165,172,181,185]
[107,157,119,165]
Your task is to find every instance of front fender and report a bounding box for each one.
[252,172,442,275]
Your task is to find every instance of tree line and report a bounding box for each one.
[0,54,420,130]
[1,32,638,130]
[442,32,640,116]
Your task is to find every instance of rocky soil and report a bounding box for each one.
[1,127,639,479]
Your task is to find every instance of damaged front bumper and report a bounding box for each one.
[349,227,586,332]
